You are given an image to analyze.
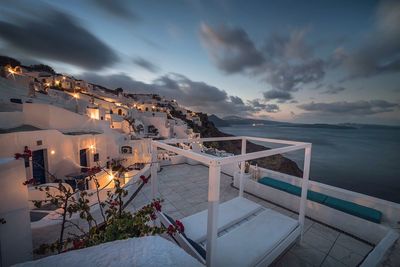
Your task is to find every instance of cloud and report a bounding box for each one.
[263,28,313,61]
[263,59,325,92]
[298,100,399,115]
[263,90,293,103]
[0,3,118,70]
[92,0,140,20]
[264,104,280,113]
[200,23,325,101]
[230,96,244,105]
[321,85,346,95]
[247,99,280,113]
[336,0,400,79]
[133,57,160,73]
[79,72,264,116]
[199,23,265,74]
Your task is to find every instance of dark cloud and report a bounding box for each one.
[79,72,264,116]
[264,104,280,113]
[322,85,346,95]
[263,28,314,62]
[92,0,140,20]
[199,23,265,74]
[335,1,400,79]
[263,90,293,103]
[247,99,280,113]
[0,3,118,70]
[133,57,160,73]
[264,59,325,92]
[298,100,399,115]
[230,96,244,105]
[200,23,325,101]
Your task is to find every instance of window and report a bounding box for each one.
[121,146,132,154]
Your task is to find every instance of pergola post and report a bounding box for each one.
[150,144,158,200]
[206,161,221,267]
[299,145,312,240]
[239,137,246,197]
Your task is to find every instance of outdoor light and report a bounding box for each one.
[73,93,79,99]
[50,150,55,155]
[8,67,15,74]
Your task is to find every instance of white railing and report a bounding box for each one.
[151,136,312,267]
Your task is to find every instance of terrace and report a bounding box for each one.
[126,163,376,267]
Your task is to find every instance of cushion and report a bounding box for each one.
[258,177,290,191]
[307,191,328,204]
[215,209,299,267]
[181,197,263,242]
[324,197,382,223]
[257,177,380,223]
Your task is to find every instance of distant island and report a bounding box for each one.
[208,114,400,130]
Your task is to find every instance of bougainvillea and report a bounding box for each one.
[28,165,184,255]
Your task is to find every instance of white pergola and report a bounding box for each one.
[151,136,312,267]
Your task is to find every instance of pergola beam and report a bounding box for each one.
[151,136,312,267]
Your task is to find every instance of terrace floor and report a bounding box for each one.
[124,163,400,267]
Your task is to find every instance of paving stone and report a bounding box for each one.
[329,243,364,267]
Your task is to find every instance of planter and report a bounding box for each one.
[234,171,253,181]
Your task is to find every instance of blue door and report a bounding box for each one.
[32,149,46,184]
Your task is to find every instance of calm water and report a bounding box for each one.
[220,125,400,203]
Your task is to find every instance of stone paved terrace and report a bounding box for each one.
[125,163,400,267]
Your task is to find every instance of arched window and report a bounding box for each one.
[121,146,132,154]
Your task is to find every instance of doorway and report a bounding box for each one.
[32,149,47,184]
[79,148,89,172]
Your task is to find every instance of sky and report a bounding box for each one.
[0,0,399,125]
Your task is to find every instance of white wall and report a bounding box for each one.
[0,111,24,129]
[0,158,33,266]
[23,103,103,131]
[0,129,119,180]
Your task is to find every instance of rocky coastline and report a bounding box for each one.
[192,113,303,177]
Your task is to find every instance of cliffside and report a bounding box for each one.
[192,113,303,177]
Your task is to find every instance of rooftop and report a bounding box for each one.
[123,163,390,267]
[0,124,41,134]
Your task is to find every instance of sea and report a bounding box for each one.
[219,124,400,203]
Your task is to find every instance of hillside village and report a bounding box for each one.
[1,55,399,267]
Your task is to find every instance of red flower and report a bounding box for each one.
[150,213,157,220]
[167,225,175,235]
[151,200,162,212]
[110,200,119,207]
[175,220,184,233]
[23,147,32,158]
[140,175,149,184]
[72,239,85,249]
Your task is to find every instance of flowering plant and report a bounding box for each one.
[14,146,32,160]
[29,165,184,255]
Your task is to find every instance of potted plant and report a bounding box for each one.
[235,162,253,181]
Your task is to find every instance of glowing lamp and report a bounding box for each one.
[50,150,55,155]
